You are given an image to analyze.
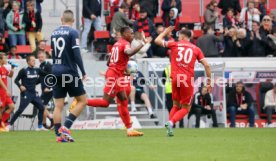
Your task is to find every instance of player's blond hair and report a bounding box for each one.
[62,10,74,23]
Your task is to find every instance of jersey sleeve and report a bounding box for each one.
[163,41,176,48]
[196,47,205,62]
[123,42,131,54]
[71,30,80,49]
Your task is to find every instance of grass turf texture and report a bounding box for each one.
[1,128,276,161]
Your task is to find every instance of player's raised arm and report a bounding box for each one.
[125,37,151,57]
[154,26,175,47]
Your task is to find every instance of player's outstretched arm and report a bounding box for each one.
[154,26,175,47]
[125,37,151,57]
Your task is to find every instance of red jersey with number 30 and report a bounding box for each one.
[0,65,9,94]
[108,38,131,75]
[164,40,205,78]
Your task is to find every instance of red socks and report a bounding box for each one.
[169,105,180,120]
[171,108,189,125]
[117,99,132,129]
[87,99,109,108]
[2,112,10,123]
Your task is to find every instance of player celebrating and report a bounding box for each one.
[51,10,87,142]
[0,53,15,132]
[86,27,150,136]
[155,26,211,136]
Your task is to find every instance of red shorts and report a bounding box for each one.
[0,93,13,108]
[172,77,194,105]
[104,69,129,98]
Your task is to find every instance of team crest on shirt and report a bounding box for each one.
[76,39,80,46]
[27,71,30,75]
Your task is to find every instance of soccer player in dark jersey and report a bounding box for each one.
[38,50,54,129]
[51,10,87,142]
[155,26,211,136]
[9,55,46,131]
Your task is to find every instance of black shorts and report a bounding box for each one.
[53,76,86,99]
[41,91,53,106]
[135,88,145,101]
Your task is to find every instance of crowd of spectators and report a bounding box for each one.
[0,0,46,59]
[82,0,276,58]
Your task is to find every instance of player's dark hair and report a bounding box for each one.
[26,54,35,62]
[120,26,131,35]
[179,29,192,38]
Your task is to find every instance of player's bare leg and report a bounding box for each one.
[166,103,191,137]
[42,108,54,129]
[117,91,143,137]
[2,103,15,131]
[53,98,65,138]
[129,86,137,112]
[140,93,156,118]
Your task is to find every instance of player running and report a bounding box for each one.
[155,26,211,136]
[0,53,15,132]
[71,61,139,136]
[51,10,87,142]
[86,27,150,136]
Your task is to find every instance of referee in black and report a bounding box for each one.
[38,50,54,128]
[9,55,46,131]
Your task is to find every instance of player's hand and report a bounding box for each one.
[99,71,106,77]
[82,75,88,81]
[20,86,26,92]
[44,88,51,93]
[6,90,11,97]
[90,14,96,20]
[165,26,175,35]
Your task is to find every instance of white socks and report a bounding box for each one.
[148,107,153,115]
[127,127,134,132]
[131,101,137,112]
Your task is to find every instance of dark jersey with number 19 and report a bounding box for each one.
[51,25,82,77]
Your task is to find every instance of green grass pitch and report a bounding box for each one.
[1,128,276,161]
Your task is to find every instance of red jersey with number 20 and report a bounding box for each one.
[0,65,9,94]
[164,40,205,78]
[108,38,131,75]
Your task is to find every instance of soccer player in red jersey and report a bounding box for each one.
[155,26,211,136]
[0,53,15,132]
[86,27,151,136]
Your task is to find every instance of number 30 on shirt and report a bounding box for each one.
[176,47,193,64]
